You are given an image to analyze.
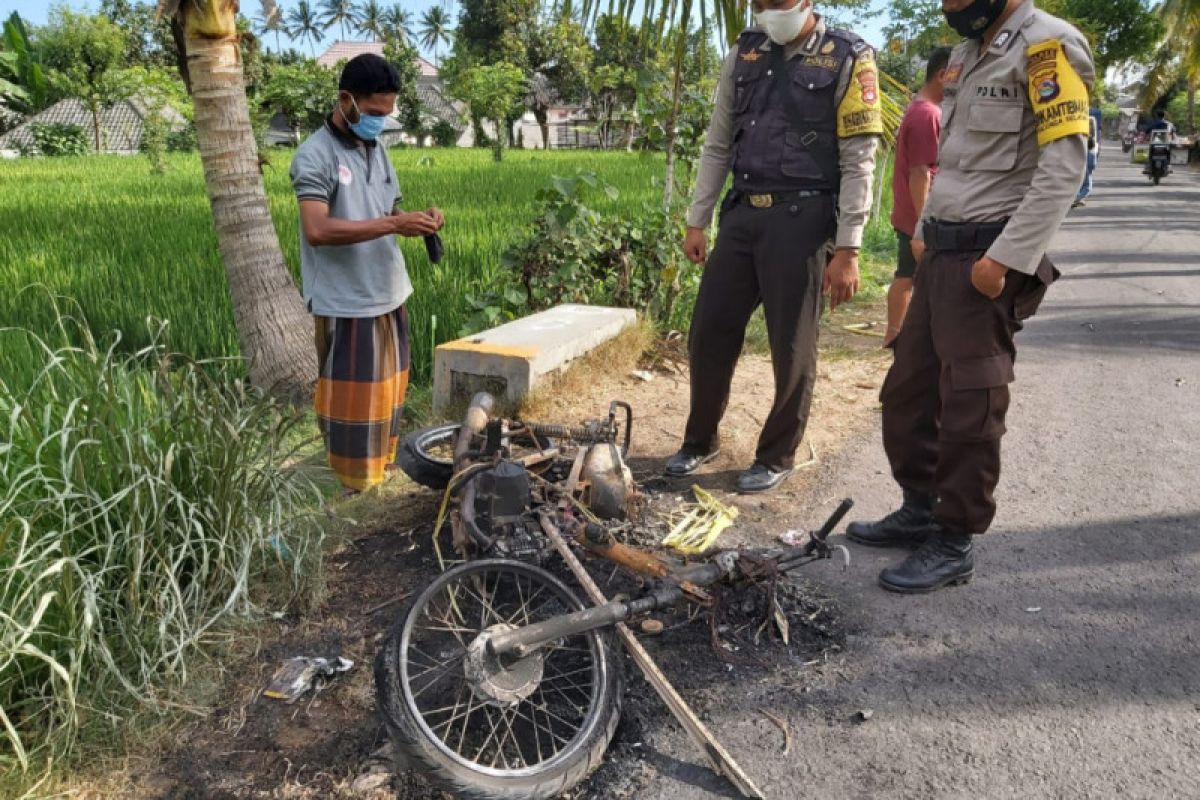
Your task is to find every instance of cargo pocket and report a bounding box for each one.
[960,104,1023,172]
[780,129,827,180]
[943,354,1014,442]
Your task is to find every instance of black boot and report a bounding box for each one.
[845,489,935,548]
[878,529,974,594]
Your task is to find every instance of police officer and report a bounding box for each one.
[846,0,1094,592]
[666,0,882,494]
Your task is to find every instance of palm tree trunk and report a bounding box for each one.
[177,3,315,400]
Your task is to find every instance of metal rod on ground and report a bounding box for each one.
[537,511,766,800]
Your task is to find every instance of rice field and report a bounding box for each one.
[0,148,897,389]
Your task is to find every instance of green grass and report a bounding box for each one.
[0,147,897,395]
[0,308,326,787]
[0,149,666,391]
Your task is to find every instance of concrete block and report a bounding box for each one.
[434,304,637,415]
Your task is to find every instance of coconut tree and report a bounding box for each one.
[156,0,314,399]
[383,4,416,44]
[252,0,286,51]
[419,5,454,66]
[356,0,386,41]
[287,0,324,54]
[320,0,357,40]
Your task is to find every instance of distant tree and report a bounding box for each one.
[252,0,288,52]
[1140,0,1197,134]
[450,62,526,161]
[287,0,325,55]
[356,0,386,42]
[37,8,129,151]
[520,18,591,149]
[99,0,175,67]
[418,6,453,66]
[880,0,957,64]
[455,0,537,64]
[382,4,416,44]
[382,35,424,132]
[1045,0,1161,70]
[319,0,357,40]
[259,59,338,131]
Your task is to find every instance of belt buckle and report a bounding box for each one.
[749,194,773,209]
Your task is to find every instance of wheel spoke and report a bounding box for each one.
[409,653,468,702]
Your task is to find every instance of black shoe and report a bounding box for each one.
[878,530,974,594]
[735,463,794,494]
[846,489,935,548]
[664,449,720,477]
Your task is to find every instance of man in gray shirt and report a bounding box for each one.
[290,54,444,493]
[664,0,881,494]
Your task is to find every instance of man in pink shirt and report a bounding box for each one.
[886,47,952,346]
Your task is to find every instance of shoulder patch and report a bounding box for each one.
[1026,39,1089,146]
[851,39,869,54]
[837,50,884,137]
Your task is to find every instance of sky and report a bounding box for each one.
[0,0,894,58]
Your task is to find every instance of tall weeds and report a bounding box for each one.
[0,306,325,780]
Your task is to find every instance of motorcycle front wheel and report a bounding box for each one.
[375,560,623,800]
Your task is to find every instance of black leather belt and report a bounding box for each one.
[923,219,1009,251]
[741,189,830,209]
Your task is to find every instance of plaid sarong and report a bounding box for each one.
[314,306,411,491]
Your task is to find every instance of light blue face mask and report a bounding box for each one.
[343,96,387,140]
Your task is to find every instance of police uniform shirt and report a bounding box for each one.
[915,0,1095,275]
[687,18,881,250]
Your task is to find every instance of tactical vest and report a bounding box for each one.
[730,28,860,194]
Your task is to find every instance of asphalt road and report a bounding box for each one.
[635,152,1200,799]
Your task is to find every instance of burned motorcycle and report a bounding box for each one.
[376,393,850,800]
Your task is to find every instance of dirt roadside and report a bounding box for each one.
[97,306,892,800]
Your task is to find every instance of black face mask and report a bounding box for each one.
[944,0,1007,39]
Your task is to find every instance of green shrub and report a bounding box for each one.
[140,110,169,174]
[0,302,325,778]
[166,122,197,153]
[26,123,90,156]
[431,120,459,148]
[497,171,698,333]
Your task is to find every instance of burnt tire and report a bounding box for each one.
[374,560,623,800]
[396,424,459,490]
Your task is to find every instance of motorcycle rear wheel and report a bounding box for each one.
[396,424,558,491]
[375,560,623,800]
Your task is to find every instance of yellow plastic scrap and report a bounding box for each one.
[661,486,739,554]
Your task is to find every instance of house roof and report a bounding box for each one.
[316,40,439,77]
[416,81,463,128]
[0,97,188,152]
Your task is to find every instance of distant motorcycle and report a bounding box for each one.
[1146,130,1172,185]
[1121,132,1135,153]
